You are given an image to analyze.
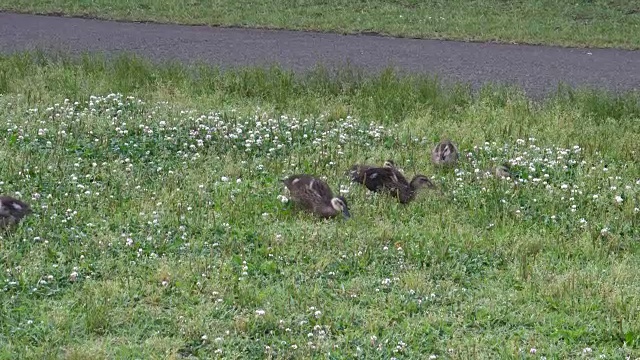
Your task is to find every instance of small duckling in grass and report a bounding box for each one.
[283,174,351,219]
[492,163,514,179]
[350,164,436,204]
[431,139,459,166]
[0,196,33,231]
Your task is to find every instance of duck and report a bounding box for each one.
[283,174,351,219]
[0,196,33,231]
[431,139,459,166]
[349,164,436,204]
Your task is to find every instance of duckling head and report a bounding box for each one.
[331,196,351,219]
[382,160,396,168]
[410,175,437,190]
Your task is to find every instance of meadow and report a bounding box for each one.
[0,53,639,359]
[2,0,640,49]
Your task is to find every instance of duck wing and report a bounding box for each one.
[360,167,409,193]
[0,196,32,219]
[283,175,334,209]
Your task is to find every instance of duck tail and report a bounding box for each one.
[348,165,366,183]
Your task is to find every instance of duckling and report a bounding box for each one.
[431,139,459,166]
[351,165,436,204]
[283,174,351,219]
[476,163,515,180]
[492,163,514,179]
[348,159,397,183]
[0,196,33,231]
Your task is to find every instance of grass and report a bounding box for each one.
[2,0,640,49]
[1,52,640,359]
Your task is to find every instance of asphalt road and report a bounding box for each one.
[1,12,639,97]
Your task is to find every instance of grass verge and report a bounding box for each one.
[0,52,639,358]
[2,0,640,49]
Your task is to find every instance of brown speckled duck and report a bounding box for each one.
[283,174,351,219]
[431,139,459,166]
[0,196,32,231]
[350,164,436,204]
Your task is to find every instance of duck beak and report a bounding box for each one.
[342,208,351,219]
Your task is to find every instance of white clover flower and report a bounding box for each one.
[255,309,266,316]
[615,195,623,204]
[221,176,229,182]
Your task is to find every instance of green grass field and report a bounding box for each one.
[1,53,639,358]
[2,0,640,49]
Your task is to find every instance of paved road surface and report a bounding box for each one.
[1,12,639,97]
